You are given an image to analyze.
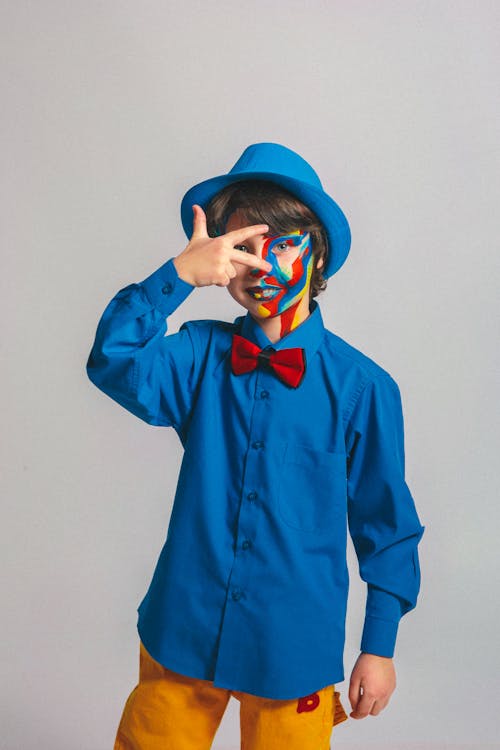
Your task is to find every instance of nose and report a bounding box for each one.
[250,265,268,278]
[248,245,271,277]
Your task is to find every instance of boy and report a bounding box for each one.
[86,142,425,750]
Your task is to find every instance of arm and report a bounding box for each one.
[86,205,274,434]
[86,257,199,432]
[345,373,426,717]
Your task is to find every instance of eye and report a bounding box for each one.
[234,244,249,253]
[272,240,292,253]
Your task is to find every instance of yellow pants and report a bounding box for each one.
[114,640,348,750]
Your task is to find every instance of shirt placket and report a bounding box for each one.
[212,347,275,687]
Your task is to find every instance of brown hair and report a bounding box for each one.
[203,179,328,300]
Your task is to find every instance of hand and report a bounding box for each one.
[348,652,396,719]
[173,204,273,288]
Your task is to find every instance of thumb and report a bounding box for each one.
[191,204,208,239]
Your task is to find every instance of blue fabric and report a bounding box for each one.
[179,142,352,278]
[86,257,425,700]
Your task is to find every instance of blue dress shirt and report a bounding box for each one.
[86,256,425,700]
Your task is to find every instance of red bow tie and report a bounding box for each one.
[231,334,306,388]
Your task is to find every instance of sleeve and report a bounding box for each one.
[86,256,201,433]
[345,373,426,658]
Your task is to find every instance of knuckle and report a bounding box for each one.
[217,262,228,277]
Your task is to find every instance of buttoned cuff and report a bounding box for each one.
[360,586,403,657]
[141,257,195,315]
[360,615,400,657]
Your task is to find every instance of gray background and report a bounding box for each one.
[1,1,499,749]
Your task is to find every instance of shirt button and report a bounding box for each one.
[242,540,252,550]
[231,589,242,601]
[161,282,173,294]
[252,440,264,449]
[260,389,270,399]
[247,491,258,502]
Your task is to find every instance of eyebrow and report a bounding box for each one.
[264,230,304,238]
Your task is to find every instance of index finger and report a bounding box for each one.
[224,223,270,244]
[224,223,273,272]
[351,689,375,719]
[228,247,273,273]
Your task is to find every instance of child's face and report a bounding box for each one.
[225,209,322,319]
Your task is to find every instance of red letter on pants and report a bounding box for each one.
[297,692,320,713]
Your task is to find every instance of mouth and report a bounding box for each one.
[245,284,282,300]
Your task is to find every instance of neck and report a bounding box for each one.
[251,293,312,344]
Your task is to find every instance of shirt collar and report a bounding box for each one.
[234,298,326,360]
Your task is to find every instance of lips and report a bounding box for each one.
[245,285,280,292]
[245,284,281,300]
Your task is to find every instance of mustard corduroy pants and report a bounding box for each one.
[113,640,348,750]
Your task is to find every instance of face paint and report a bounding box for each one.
[245,230,314,319]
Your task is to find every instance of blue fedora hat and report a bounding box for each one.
[180,142,351,278]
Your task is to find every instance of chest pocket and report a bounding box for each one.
[277,442,347,532]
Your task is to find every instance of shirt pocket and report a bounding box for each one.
[277,442,347,533]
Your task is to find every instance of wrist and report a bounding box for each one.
[173,254,195,286]
[361,651,393,659]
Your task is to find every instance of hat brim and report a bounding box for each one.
[180,171,351,278]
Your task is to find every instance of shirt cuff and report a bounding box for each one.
[141,257,195,315]
[360,586,403,657]
[360,615,400,658]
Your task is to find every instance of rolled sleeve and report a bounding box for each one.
[345,374,425,658]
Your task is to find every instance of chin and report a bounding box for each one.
[227,287,253,311]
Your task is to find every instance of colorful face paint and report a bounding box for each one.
[228,212,318,339]
[244,230,314,319]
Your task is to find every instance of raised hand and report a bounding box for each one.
[173,204,273,288]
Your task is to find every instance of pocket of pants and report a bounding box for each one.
[277,442,347,532]
[333,691,349,726]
